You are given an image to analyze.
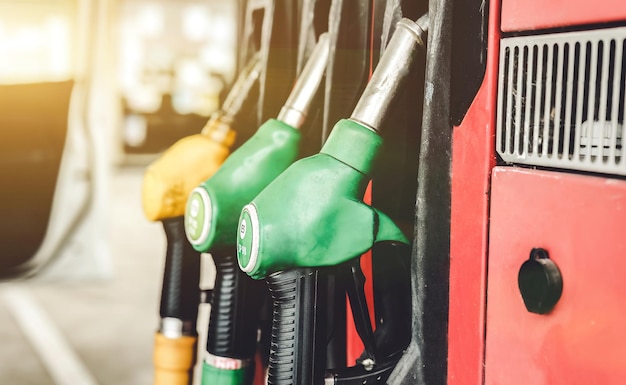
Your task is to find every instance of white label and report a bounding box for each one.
[189,198,200,217]
[239,218,247,239]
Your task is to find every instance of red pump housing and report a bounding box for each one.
[449,0,626,384]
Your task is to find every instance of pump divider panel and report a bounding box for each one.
[321,0,373,370]
[388,0,453,384]
[369,0,427,376]
[258,0,299,124]
[322,0,372,144]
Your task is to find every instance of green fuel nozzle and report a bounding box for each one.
[184,33,330,253]
[236,16,429,280]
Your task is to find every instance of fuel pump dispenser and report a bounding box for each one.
[236,14,429,385]
[183,33,329,385]
[447,0,626,383]
[142,55,262,385]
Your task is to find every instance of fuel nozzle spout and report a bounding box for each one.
[277,32,330,129]
[350,14,429,133]
[218,53,263,121]
[201,53,263,145]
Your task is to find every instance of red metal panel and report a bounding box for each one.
[485,167,626,385]
[502,0,626,32]
[447,0,500,384]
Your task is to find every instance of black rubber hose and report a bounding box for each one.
[160,217,201,322]
[207,251,267,359]
[266,268,327,385]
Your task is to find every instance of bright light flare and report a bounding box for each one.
[0,9,74,84]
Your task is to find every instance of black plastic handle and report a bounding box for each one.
[207,250,267,359]
[160,217,201,323]
[266,268,327,385]
[266,247,411,385]
[343,259,377,364]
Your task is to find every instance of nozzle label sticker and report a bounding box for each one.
[205,353,252,370]
[237,204,259,273]
[189,198,200,217]
[239,218,247,239]
[185,187,212,246]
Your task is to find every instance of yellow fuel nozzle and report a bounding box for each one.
[142,55,262,222]
[142,119,234,222]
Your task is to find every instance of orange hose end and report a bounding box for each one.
[153,333,197,385]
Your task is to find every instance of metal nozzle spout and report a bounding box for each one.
[350,14,429,133]
[220,53,263,120]
[201,53,262,142]
[277,33,330,129]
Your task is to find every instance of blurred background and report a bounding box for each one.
[0,0,239,383]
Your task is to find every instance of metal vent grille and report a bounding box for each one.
[497,27,626,175]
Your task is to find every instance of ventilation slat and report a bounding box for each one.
[496,47,506,154]
[543,45,554,158]
[563,43,575,161]
[533,45,544,156]
[505,46,515,155]
[598,39,611,163]
[514,46,524,156]
[523,45,534,157]
[609,41,621,162]
[573,42,586,160]
[497,27,626,176]
[620,39,626,163]
[584,40,598,163]
[553,42,565,158]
